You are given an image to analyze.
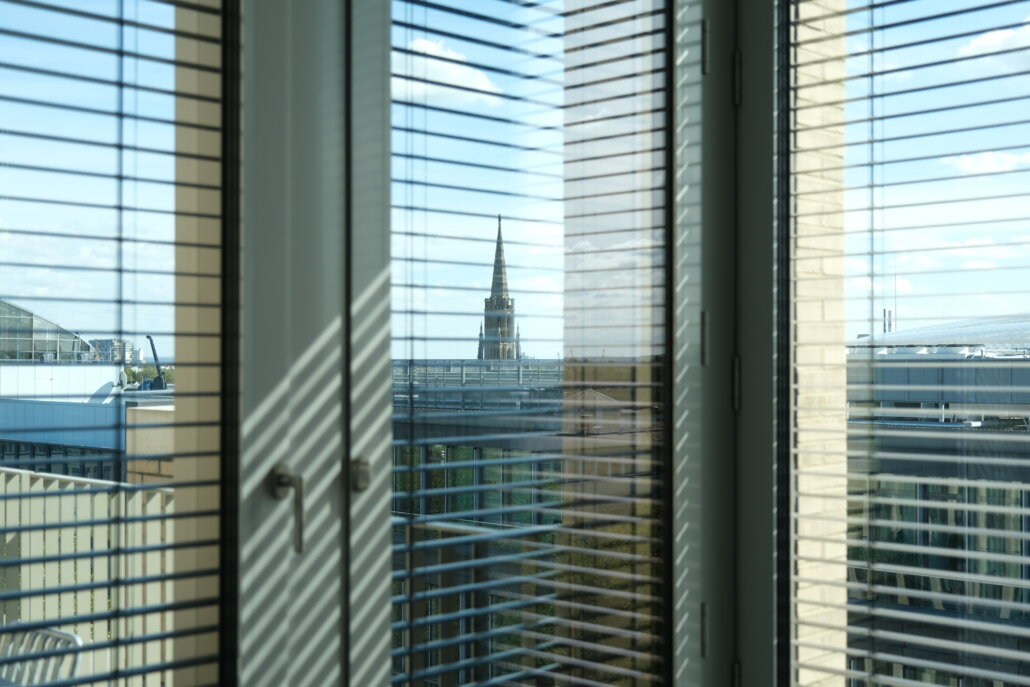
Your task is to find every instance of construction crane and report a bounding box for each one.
[146,335,167,391]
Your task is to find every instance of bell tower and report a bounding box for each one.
[478,215,520,360]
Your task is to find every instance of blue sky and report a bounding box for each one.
[836,0,1030,340]
[390,0,567,360]
[0,0,185,360]
[390,0,668,360]
[391,0,1030,358]
[6,1,1020,361]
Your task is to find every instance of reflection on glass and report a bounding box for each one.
[791,1,1030,683]
[0,3,223,685]
[391,0,668,683]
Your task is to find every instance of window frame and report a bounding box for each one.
[232,0,792,684]
[735,0,789,684]
[236,0,391,684]
[220,1,242,684]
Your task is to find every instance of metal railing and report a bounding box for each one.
[1,467,176,685]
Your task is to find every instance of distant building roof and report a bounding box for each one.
[0,299,95,361]
[850,313,1030,358]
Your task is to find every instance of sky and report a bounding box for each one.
[836,0,1030,341]
[4,0,1025,361]
[391,0,566,360]
[0,0,197,362]
[390,0,667,360]
[393,0,1030,357]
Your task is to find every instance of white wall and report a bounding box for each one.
[0,364,120,403]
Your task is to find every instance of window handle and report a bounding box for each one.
[270,463,304,554]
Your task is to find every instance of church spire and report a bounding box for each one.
[480,214,518,360]
[490,214,509,301]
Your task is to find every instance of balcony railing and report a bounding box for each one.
[1,466,176,684]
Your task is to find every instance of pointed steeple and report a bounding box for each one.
[480,214,518,360]
[490,214,510,301]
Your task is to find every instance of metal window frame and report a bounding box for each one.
[668,0,789,684]
[735,0,787,684]
[220,0,242,684]
[667,0,749,685]
[773,0,792,683]
[344,0,394,677]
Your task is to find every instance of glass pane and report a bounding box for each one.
[0,2,223,684]
[391,0,669,683]
[790,0,1030,683]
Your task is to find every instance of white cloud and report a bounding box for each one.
[957,15,1030,67]
[941,150,1030,174]
[947,236,1016,260]
[962,260,998,270]
[959,15,1030,56]
[844,256,870,274]
[392,39,503,107]
[894,276,914,294]
[561,237,667,357]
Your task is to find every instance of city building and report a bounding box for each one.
[390,353,663,683]
[88,337,141,364]
[390,356,564,681]
[0,334,176,482]
[394,220,562,679]
[0,300,95,362]
[846,317,1030,683]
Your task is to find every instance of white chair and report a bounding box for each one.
[0,625,82,686]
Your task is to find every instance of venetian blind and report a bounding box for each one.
[0,1,226,684]
[788,0,1030,683]
[390,0,670,684]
